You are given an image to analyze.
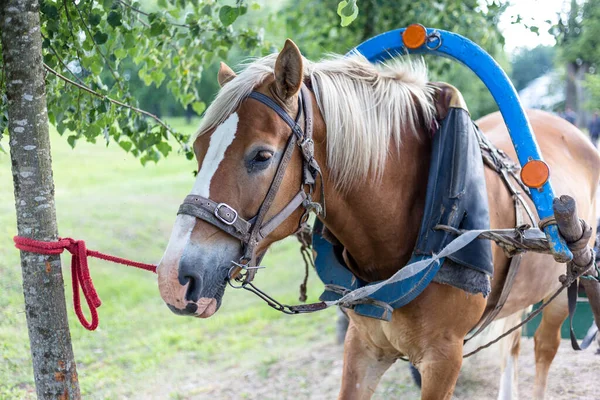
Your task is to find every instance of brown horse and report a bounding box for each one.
[157,40,600,399]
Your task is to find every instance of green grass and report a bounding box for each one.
[0,118,336,399]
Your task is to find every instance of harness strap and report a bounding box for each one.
[258,191,308,241]
[178,196,252,241]
[464,253,522,342]
[247,91,304,139]
[242,132,299,277]
[465,147,530,341]
[240,84,318,281]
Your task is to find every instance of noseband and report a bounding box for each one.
[177,84,324,285]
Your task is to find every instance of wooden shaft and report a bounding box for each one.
[553,195,593,269]
[553,195,600,332]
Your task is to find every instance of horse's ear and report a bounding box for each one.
[218,62,236,87]
[274,39,304,100]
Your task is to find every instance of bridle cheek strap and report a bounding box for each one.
[176,84,322,283]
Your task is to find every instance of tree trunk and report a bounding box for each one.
[0,1,81,398]
[576,63,589,128]
[566,61,578,112]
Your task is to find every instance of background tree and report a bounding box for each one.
[511,45,556,91]
[552,0,600,125]
[269,0,509,119]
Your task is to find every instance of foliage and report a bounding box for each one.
[336,0,358,27]
[0,0,266,164]
[552,0,600,114]
[584,74,600,111]
[0,0,514,161]
[273,0,508,119]
[552,0,600,68]
[275,0,506,60]
[510,45,556,91]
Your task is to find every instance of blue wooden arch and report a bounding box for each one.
[353,27,572,262]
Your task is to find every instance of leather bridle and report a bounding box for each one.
[177,84,324,285]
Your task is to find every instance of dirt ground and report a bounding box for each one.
[139,337,600,400]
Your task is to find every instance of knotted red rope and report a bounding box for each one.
[13,236,156,331]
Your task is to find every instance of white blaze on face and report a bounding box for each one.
[159,113,240,268]
[192,113,239,197]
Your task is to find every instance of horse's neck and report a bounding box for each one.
[319,132,432,282]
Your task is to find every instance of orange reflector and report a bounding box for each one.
[403,24,427,49]
[521,160,550,189]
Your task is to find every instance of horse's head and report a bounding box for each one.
[157,40,318,317]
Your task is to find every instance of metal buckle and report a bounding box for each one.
[299,138,314,160]
[215,203,238,225]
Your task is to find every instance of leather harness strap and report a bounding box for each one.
[177,84,323,284]
[465,128,536,342]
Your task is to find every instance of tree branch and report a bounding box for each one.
[61,0,85,70]
[71,0,125,90]
[41,32,85,86]
[114,0,150,28]
[43,63,188,150]
[115,0,190,28]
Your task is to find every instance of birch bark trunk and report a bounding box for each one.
[0,1,81,398]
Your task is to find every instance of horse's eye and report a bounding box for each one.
[253,150,273,163]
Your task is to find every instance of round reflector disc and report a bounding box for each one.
[403,24,427,49]
[521,159,550,189]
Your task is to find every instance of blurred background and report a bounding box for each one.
[123,0,600,133]
[2,0,600,399]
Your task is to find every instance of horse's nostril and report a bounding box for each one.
[184,275,198,302]
[185,302,198,313]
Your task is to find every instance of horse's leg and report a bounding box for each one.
[497,311,526,400]
[415,339,464,400]
[532,290,568,399]
[338,319,395,400]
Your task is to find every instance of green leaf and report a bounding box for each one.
[107,11,122,27]
[150,20,166,36]
[114,48,127,59]
[156,142,172,157]
[219,6,238,26]
[251,2,260,11]
[41,3,59,20]
[123,33,136,49]
[336,0,359,27]
[192,101,206,115]
[157,0,168,8]
[150,70,166,86]
[119,141,132,152]
[93,31,109,45]
[87,124,101,137]
[90,60,103,76]
[88,12,102,27]
[67,135,77,148]
[201,4,212,15]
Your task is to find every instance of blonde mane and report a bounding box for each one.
[197,53,435,191]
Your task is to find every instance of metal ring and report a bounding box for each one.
[227,265,245,288]
[426,31,442,51]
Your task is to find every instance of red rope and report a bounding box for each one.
[13,236,156,331]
